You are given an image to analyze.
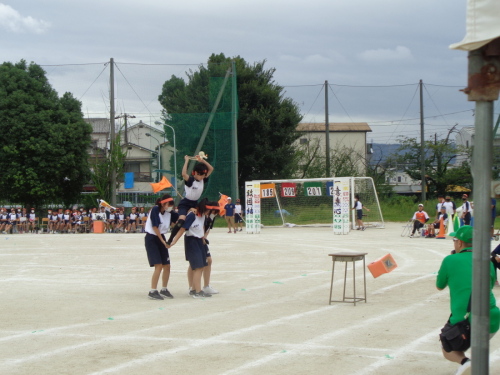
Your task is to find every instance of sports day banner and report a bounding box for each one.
[245,181,261,233]
[333,178,350,235]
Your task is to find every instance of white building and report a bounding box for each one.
[296,122,372,175]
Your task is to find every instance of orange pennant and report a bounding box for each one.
[150,176,172,193]
[218,194,229,216]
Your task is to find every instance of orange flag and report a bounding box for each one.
[150,176,172,193]
[218,194,229,216]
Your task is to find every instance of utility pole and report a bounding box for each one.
[325,80,330,177]
[109,58,116,207]
[115,113,136,144]
[419,79,426,203]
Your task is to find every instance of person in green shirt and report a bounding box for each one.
[436,225,500,375]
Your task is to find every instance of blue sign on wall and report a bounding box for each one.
[124,172,134,189]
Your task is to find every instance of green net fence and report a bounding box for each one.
[166,74,238,201]
[37,61,239,204]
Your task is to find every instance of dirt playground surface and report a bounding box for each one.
[1,223,499,375]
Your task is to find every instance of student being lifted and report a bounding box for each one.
[167,154,213,244]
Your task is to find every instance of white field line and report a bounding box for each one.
[15,330,443,357]
[1,233,448,373]
[218,292,443,375]
[2,270,440,370]
[92,291,443,375]
[352,330,439,375]
[0,270,327,344]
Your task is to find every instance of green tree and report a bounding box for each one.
[0,60,92,208]
[89,130,128,202]
[388,126,471,197]
[158,53,302,192]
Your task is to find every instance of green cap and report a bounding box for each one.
[449,225,473,243]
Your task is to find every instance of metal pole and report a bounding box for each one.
[189,68,232,174]
[231,61,239,200]
[468,46,495,375]
[325,80,330,176]
[109,58,116,206]
[472,99,493,375]
[419,79,426,203]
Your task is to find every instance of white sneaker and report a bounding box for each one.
[203,285,219,294]
[409,234,414,238]
[455,359,471,375]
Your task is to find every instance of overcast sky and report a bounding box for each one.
[1,0,487,144]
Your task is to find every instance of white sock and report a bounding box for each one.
[161,287,167,291]
[150,289,157,293]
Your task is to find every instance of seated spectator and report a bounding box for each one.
[410,204,430,238]
[427,206,448,238]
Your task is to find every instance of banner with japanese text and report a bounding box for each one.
[245,181,261,233]
[333,178,350,235]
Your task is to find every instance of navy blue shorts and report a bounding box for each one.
[205,244,211,258]
[145,233,170,267]
[235,213,243,223]
[178,198,198,216]
[184,236,207,270]
[356,209,363,220]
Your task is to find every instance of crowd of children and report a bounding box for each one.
[0,205,151,234]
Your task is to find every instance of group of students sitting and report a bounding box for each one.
[0,205,151,234]
[0,207,37,234]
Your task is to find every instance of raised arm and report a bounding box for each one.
[196,155,214,177]
[181,155,190,181]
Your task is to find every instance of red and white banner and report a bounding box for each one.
[281,183,296,197]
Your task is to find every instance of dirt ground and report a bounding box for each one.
[1,223,499,375]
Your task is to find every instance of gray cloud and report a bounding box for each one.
[0,3,50,33]
[1,1,483,143]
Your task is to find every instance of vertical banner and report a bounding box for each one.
[281,183,296,197]
[245,181,261,233]
[304,181,322,196]
[333,178,350,234]
[260,183,276,198]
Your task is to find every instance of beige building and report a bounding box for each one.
[296,122,372,175]
[85,119,174,193]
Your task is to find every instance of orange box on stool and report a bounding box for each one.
[93,221,105,233]
[368,254,398,278]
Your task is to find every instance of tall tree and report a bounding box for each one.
[388,126,471,197]
[158,53,302,193]
[0,60,92,207]
[89,130,128,203]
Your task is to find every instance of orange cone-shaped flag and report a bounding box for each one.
[150,176,172,193]
[436,216,446,239]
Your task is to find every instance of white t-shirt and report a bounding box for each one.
[235,204,242,214]
[145,206,174,235]
[185,212,206,238]
[184,176,207,201]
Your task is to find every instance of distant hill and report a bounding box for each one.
[368,142,459,166]
[369,143,401,163]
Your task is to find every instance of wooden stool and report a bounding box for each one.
[328,252,367,306]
